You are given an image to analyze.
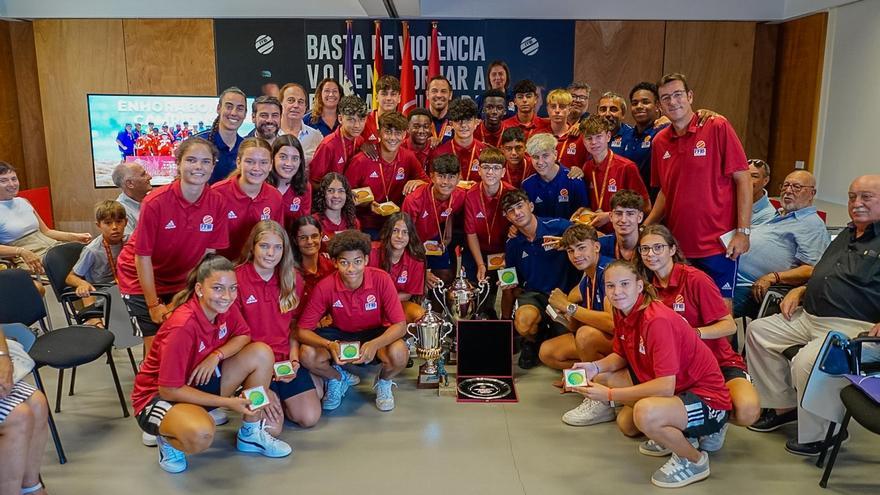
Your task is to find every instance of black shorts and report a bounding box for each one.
[516,291,567,337]
[721,366,752,383]
[270,368,316,401]
[135,373,221,436]
[313,327,390,365]
[679,391,729,438]
[122,292,174,338]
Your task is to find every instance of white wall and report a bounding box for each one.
[813,0,880,205]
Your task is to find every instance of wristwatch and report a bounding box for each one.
[0,350,9,359]
[736,227,751,236]
[566,303,578,317]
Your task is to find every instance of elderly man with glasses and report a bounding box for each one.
[733,170,830,319]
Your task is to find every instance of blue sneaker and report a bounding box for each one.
[156,435,187,473]
[323,365,360,411]
[236,420,292,458]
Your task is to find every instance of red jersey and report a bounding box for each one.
[233,263,305,361]
[428,138,488,182]
[402,183,466,245]
[582,151,650,213]
[651,114,748,258]
[345,149,429,231]
[474,122,503,148]
[130,296,250,414]
[212,177,284,261]
[134,135,154,156]
[309,129,364,186]
[612,296,732,410]
[361,110,383,144]
[369,243,425,296]
[297,253,336,302]
[653,263,746,371]
[464,181,514,253]
[401,140,431,171]
[117,181,229,295]
[313,212,360,252]
[156,135,173,156]
[501,114,551,141]
[297,267,405,333]
[504,156,535,189]
[278,182,312,229]
[555,130,588,169]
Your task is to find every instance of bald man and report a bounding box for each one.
[111,161,152,235]
[734,170,829,318]
[746,175,880,456]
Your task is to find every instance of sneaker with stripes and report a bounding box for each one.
[651,451,710,488]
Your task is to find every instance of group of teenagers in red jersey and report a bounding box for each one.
[110,66,763,489]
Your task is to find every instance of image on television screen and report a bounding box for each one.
[87,94,255,188]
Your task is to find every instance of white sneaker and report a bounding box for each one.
[323,365,360,411]
[639,437,699,457]
[373,376,397,412]
[236,420,292,458]
[562,398,615,426]
[208,408,229,426]
[699,423,729,452]
[142,432,157,447]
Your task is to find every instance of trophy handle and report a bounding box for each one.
[406,321,418,341]
[432,280,451,317]
[477,279,491,310]
[440,320,454,341]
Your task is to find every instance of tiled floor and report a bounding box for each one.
[23,295,879,495]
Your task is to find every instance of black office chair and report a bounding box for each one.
[0,268,129,464]
[743,285,805,359]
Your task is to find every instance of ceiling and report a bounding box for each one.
[0,0,861,21]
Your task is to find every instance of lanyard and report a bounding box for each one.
[590,151,614,210]
[376,157,395,202]
[432,120,448,140]
[478,183,503,247]
[556,134,570,161]
[429,188,451,246]
[103,238,119,284]
[452,140,479,181]
[338,132,351,165]
[583,273,597,310]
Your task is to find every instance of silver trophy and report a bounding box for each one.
[406,302,454,388]
[432,267,491,323]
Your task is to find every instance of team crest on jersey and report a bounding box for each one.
[333,299,343,308]
[200,215,214,232]
[558,188,569,202]
[611,137,623,148]
[607,178,618,193]
[165,220,176,230]
[567,143,577,155]
[471,160,480,171]
[365,294,378,311]
[641,135,652,148]
[369,171,379,178]
[397,270,408,284]
[290,197,301,212]
[218,323,227,339]
[395,167,405,180]
[246,295,258,305]
[441,208,452,217]
[261,206,271,220]
[639,336,646,355]
[693,140,707,157]
[673,294,686,312]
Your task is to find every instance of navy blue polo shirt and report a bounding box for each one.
[116,130,135,156]
[196,129,243,184]
[302,113,339,137]
[521,165,589,220]
[505,217,577,294]
[598,234,616,259]
[578,255,613,310]
[431,114,454,145]
[618,122,668,194]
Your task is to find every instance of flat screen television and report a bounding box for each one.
[87,94,255,188]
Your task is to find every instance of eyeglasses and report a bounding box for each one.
[780,182,814,193]
[571,95,589,102]
[481,165,504,172]
[638,243,669,255]
[659,90,687,104]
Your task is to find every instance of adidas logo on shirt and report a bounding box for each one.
[476,212,485,219]
[534,197,543,203]
[227,210,238,219]
[422,211,429,218]
[369,171,379,178]
[198,341,206,352]
[245,295,257,304]
[333,300,344,308]
[165,220,176,230]
[337,157,344,164]
[522,252,529,259]
[662,151,671,159]
[722,283,732,291]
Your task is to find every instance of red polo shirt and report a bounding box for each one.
[474,122,503,148]
[651,114,748,257]
[428,138,488,182]
[402,183,466,245]
[464,181,514,253]
[503,157,535,189]
[612,297,732,411]
[345,148,429,230]
[501,114,551,140]
[401,140,431,171]
[309,129,364,186]
[117,180,229,295]
[653,263,746,371]
[361,110,383,144]
[555,131,588,169]
[279,183,312,229]
[582,151,650,213]
[233,263,305,361]
[130,296,250,414]
[369,243,425,296]
[297,266,405,333]
[297,253,336,302]
[212,177,284,261]
[313,212,360,253]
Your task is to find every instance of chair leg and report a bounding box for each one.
[106,350,130,418]
[127,348,138,374]
[816,421,838,468]
[54,369,64,413]
[33,369,67,464]
[820,414,852,488]
[68,366,77,396]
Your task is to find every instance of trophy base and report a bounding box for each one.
[417,363,441,389]
[439,376,458,397]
